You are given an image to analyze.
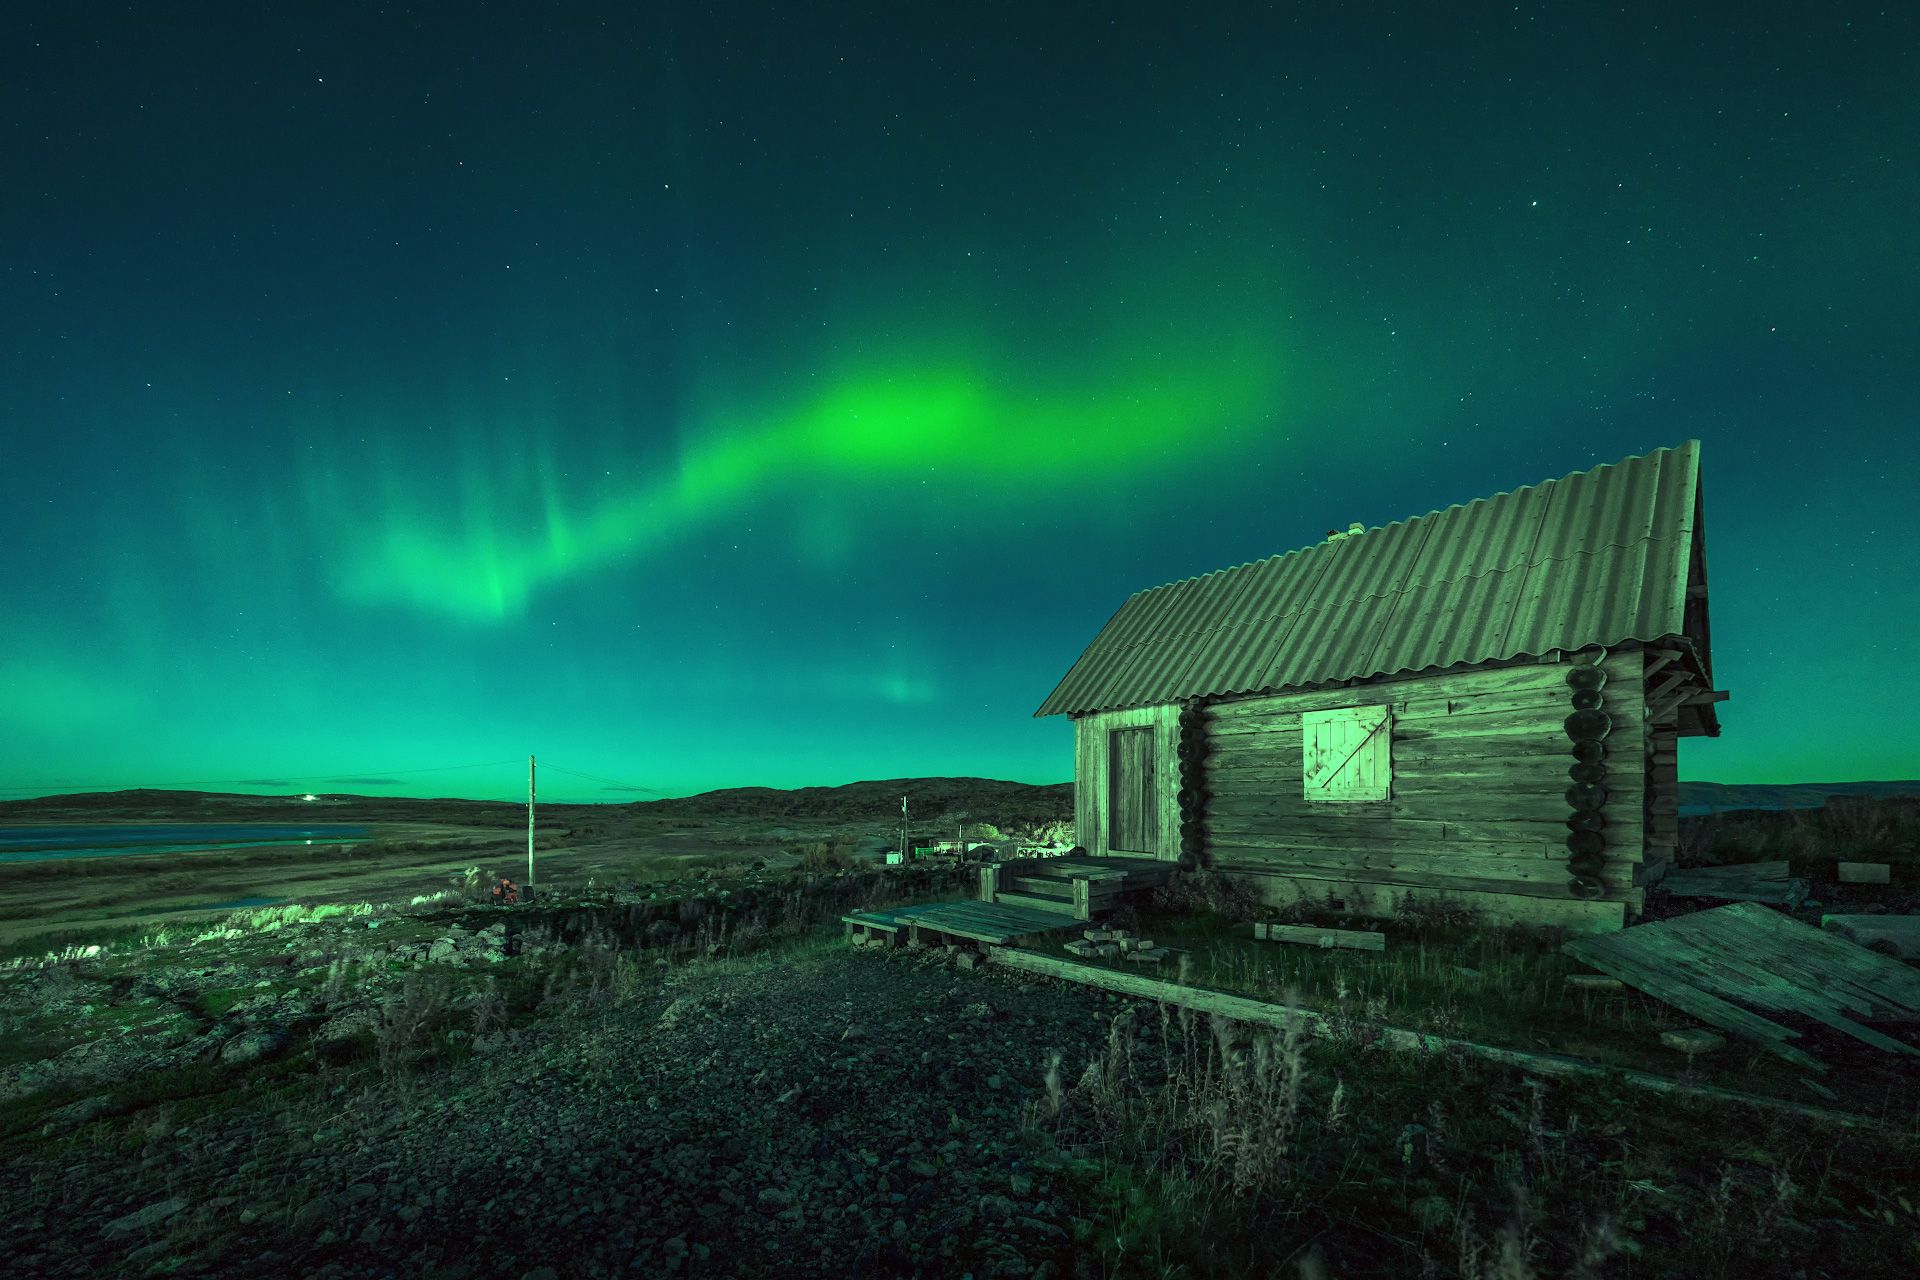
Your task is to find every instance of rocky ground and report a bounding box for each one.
[5,871,1917,1280]
[0,899,1115,1279]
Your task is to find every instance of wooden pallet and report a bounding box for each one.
[1563,901,1920,1071]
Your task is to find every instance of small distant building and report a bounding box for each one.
[1033,441,1725,934]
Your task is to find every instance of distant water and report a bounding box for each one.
[0,824,368,864]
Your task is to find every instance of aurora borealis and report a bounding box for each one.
[3,4,1915,801]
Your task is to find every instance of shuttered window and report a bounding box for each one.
[1302,705,1392,802]
[1108,727,1158,852]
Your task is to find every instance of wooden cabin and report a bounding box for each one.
[1033,441,1727,934]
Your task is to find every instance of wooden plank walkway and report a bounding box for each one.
[842,899,1086,945]
[1563,901,1920,1071]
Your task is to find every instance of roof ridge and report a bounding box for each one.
[1126,441,1694,600]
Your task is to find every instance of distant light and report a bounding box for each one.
[302,794,318,802]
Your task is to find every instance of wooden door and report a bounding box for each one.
[1108,727,1157,853]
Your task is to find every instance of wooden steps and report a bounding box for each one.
[978,854,1174,921]
[1009,875,1076,899]
[995,891,1079,916]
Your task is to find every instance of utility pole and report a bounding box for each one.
[900,794,908,863]
[527,754,537,897]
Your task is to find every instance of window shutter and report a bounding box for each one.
[1302,705,1393,802]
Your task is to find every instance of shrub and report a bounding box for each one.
[795,840,854,873]
[1151,869,1263,923]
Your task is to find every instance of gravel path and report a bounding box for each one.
[6,943,1119,1279]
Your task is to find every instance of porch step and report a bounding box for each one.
[1009,876,1075,900]
[994,891,1080,916]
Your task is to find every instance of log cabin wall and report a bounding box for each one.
[1200,649,1647,933]
[1071,704,1181,860]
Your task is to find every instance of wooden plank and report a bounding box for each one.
[1207,659,1600,720]
[1663,862,1792,902]
[1837,862,1891,885]
[984,946,1876,1128]
[1823,915,1920,961]
[1254,922,1387,951]
[1563,902,1920,1068]
[1561,942,1822,1070]
[1646,671,1692,707]
[1215,701,1615,741]
[1671,913,1918,1042]
[1709,904,1920,1011]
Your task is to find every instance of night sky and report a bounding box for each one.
[3,3,1914,802]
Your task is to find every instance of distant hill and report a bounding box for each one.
[1678,779,1920,813]
[639,777,1075,826]
[6,777,1911,828]
[0,778,1076,829]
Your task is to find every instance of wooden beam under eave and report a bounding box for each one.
[1646,671,1692,706]
[1681,689,1730,705]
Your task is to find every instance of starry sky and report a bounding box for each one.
[3,3,1915,802]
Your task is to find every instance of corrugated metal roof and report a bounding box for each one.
[1034,440,1703,717]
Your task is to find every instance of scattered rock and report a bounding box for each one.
[40,1093,114,1136]
[219,1027,291,1066]
[978,1193,1017,1222]
[102,1198,187,1235]
[1660,1028,1726,1056]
